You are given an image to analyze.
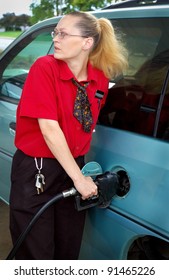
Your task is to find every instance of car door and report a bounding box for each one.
[79,13,169,259]
[0,27,54,203]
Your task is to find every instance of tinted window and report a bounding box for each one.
[0,28,54,103]
[99,18,169,140]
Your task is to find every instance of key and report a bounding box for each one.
[35,174,45,194]
[35,174,41,194]
[35,173,45,194]
[38,174,45,193]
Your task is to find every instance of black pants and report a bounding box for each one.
[10,150,86,260]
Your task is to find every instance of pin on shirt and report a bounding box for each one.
[95,90,104,110]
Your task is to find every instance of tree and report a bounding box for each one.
[0,13,30,31]
[15,14,31,30]
[30,0,55,24]
[70,0,112,11]
[0,13,15,31]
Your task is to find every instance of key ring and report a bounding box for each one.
[34,157,43,174]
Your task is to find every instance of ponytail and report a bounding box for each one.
[89,18,128,79]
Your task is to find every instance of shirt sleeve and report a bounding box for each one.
[19,56,59,120]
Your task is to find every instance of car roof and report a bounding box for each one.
[103,0,169,9]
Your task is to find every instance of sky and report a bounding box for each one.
[0,0,41,18]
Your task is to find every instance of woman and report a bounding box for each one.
[10,11,128,260]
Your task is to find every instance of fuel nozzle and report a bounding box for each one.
[62,162,130,211]
[96,171,120,208]
[75,171,120,211]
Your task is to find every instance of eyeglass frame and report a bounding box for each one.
[51,30,88,40]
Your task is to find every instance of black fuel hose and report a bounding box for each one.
[6,188,77,260]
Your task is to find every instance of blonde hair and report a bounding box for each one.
[67,11,128,79]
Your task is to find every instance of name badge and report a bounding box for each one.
[95,90,104,99]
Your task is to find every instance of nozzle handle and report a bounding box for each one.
[75,194,99,211]
[62,187,77,198]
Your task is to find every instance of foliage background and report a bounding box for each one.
[0,0,124,30]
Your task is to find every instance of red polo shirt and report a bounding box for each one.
[15,55,109,158]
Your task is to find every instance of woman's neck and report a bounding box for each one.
[66,57,88,82]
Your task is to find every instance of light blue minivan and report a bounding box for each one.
[1,0,169,259]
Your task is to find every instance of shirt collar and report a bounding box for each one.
[57,58,102,83]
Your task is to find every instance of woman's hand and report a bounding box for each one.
[73,175,98,200]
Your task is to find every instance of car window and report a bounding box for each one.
[99,17,169,140]
[0,27,54,103]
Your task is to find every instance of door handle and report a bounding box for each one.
[9,122,16,136]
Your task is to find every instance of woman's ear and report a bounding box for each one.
[82,37,94,51]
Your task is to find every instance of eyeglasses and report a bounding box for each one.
[51,30,87,40]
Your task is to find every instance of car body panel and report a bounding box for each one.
[79,207,164,259]
[86,127,169,239]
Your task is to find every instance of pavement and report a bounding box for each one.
[0,37,14,50]
[0,200,12,260]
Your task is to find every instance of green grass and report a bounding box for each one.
[0,31,22,38]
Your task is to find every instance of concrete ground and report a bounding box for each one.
[0,200,12,260]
